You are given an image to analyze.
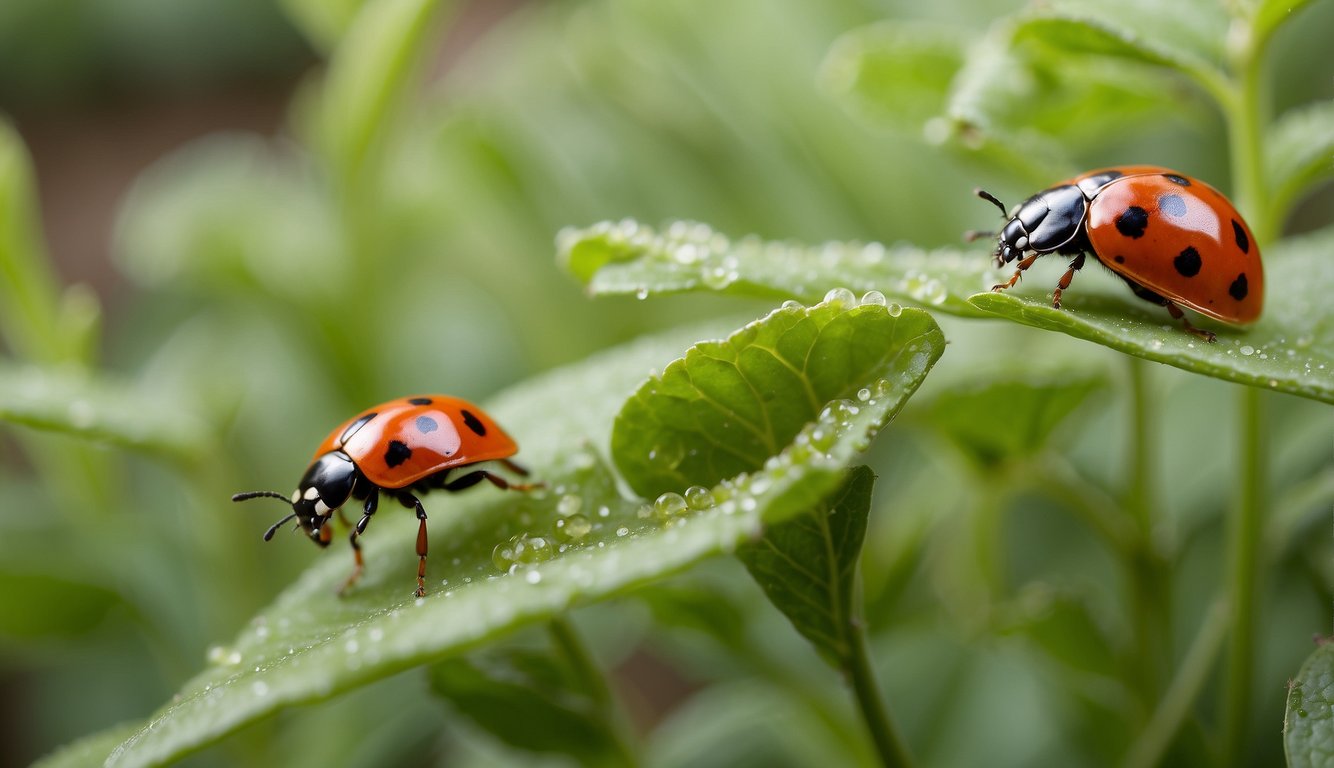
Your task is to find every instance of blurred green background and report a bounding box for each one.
[1,0,1332,766]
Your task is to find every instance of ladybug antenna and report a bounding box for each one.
[262,512,300,541]
[232,491,300,541]
[975,188,1008,217]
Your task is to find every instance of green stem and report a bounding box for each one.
[845,614,914,768]
[1123,596,1230,768]
[547,617,639,768]
[1126,358,1171,708]
[1222,385,1267,763]
[1219,20,1272,763]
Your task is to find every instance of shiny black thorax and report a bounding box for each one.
[996,183,1089,264]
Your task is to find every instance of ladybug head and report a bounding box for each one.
[969,188,1022,266]
[233,451,358,548]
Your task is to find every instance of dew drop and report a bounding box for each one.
[556,494,583,518]
[615,526,630,537]
[554,514,592,541]
[653,491,689,520]
[1240,345,1256,356]
[887,303,903,318]
[701,264,734,289]
[525,569,542,584]
[635,287,650,300]
[684,485,715,510]
[823,287,857,307]
[860,290,887,307]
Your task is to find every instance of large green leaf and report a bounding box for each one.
[738,465,873,668]
[0,365,209,462]
[562,219,1334,404]
[1285,642,1334,767]
[560,219,992,317]
[966,224,1334,404]
[37,301,942,768]
[612,299,946,499]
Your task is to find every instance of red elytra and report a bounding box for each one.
[233,395,537,597]
[317,395,520,489]
[973,165,1264,341]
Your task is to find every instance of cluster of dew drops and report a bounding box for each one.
[562,218,968,306]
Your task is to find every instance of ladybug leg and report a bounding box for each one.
[337,489,379,596]
[992,252,1041,292]
[1164,301,1217,343]
[393,492,430,597]
[441,469,542,493]
[1052,252,1086,309]
[500,458,531,477]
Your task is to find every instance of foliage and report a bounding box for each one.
[1,0,1331,767]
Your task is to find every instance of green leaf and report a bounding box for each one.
[738,466,873,667]
[429,631,629,766]
[54,304,940,768]
[0,365,210,462]
[967,224,1334,405]
[563,219,1334,404]
[1285,642,1334,767]
[33,723,143,768]
[114,135,348,303]
[280,0,372,52]
[0,118,95,365]
[919,369,1106,468]
[820,21,967,132]
[315,0,450,194]
[612,299,946,500]
[1267,100,1334,223]
[560,219,993,317]
[1251,0,1321,49]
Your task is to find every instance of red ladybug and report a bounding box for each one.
[234,395,537,597]
[970,165,1264,341]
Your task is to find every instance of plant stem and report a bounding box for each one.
[547,617,639,767]
[1123,596,1230,768]
[1222,385,1267,763]
[845,614,914,768]
[1125,358,1171,708]
[1219,19,1272,763]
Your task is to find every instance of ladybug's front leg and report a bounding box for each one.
[992,252,1042,292]
[338,488,379,596]
[1052,252,1086,309]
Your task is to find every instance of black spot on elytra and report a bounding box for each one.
[1159,194,1187,218]
[338,413,376,445]
[1162,173,1191,186]
[415,415,438,434]
[1232,220,1250,254]
[1173,246,1202,277]
[461,409,486,436]
[408,397,433,406]
[384,440,412,467]
[1229,273,1249,301]
[1116,206,1149,238]
[1113,255,1126,264]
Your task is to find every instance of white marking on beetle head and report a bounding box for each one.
[303,487,320,501]
[314,500,331,516]
[290,489,302,505]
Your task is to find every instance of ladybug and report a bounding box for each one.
[969,165,1264,341]
[234,395,538,597]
